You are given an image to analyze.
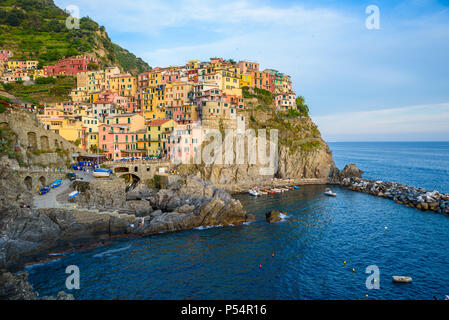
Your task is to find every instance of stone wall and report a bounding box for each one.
[0,107,84,156]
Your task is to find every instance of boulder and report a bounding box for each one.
[266,210,282,224]
[339,164,363,179]
[126,200,153,217]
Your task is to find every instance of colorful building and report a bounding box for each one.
[44,56,98,76]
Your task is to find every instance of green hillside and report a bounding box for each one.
[0,0,151,74]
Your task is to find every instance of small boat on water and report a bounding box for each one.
[271,188,282,193]
[293,185,300,190]
[51,180,62,188]
[259,190,268,195]
[248,189,261,197]
[264,189,275,194]
[324,188,337,197]
[392,276,413,283]
[93,168,112,178]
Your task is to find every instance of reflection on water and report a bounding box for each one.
[27,185,449,300]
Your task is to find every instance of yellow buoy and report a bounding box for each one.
[366,294,369,298]
[352,268,355,272]
[344,261,346,264]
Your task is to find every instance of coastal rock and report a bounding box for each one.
[0,270,38,300]
[126,200,153,217]
[137,176,254,235]
[340,176,449,216]
[126,184,155,201]
[339,164,363,179]
[0,269,74,300]
[73,178,126,210]
[266,210,282,224]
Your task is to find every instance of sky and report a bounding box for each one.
[54,0,449,141]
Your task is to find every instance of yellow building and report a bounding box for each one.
[7,60,38,71]
[70,89,89,103]
[111,74,137,97]
[41,117,87,150]
[77,71,99,92]
[240,73,252,88]
[146,119,177,156]
[186,60,200,71]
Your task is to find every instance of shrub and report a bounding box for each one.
[35,77,56,85]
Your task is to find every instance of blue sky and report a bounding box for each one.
[54,0,449,141]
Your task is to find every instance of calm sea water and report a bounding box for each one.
[329,142,449,193]
[26,142,449,300]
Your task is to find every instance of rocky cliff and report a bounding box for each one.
[0,173,253,272]
[178,89,339,187]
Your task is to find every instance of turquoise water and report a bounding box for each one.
[26,142,449,300]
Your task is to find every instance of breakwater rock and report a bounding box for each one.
[341,177,449,215]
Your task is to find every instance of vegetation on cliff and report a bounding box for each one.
[0,0,150,74]
[1,75,76,103]
[244,87,327,155]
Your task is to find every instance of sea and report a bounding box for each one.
[26,142,449,300]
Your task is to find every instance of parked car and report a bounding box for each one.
[66,173,77,181]
[38,186,50,195]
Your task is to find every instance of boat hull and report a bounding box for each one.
[93,171,111,178]
[392,276,412,283]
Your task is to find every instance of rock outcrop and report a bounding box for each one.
[72,178,127,209]
[339,163,363,179]
[0,269,74,300]
[0,174,253,272]
[138,176,254,235]
[265,210,282,224]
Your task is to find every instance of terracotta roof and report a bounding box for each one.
[147,119,171,126]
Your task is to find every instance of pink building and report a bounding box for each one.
[0,50,12,61]
[44,56,98,76]
[161,69,183,84]
[167,122,203,164]
[237,61,259,74]
[99,114,146,160]
[275,93,297,111]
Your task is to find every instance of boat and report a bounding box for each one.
[264,189,275,194]
[392,276,412,283]
[324,188,337,197]
[51,180,62,188]
[259,190,268,195]
[92,168,112,178]
[293,185,300,190]
[68,191,79,200]
[38,186,50,195]
[248,189,261,197]
[271,188,282,193]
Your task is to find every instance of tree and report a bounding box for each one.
[87,62,99,71]
[296,96,309,115]
[6,9,25,26]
